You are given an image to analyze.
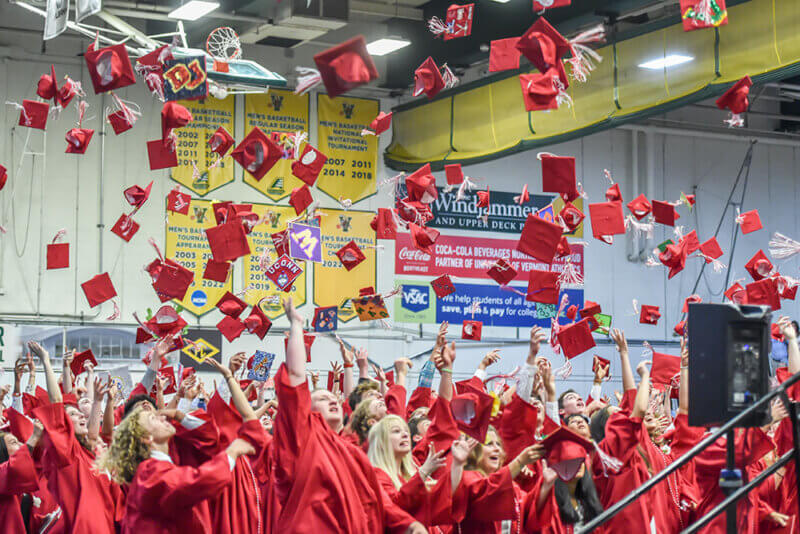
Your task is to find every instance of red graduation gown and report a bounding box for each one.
[413,396,461,467]
[0,445,40,533]
[32,402,120,534]
[271,364,417,533]
[375,467,454,527]
[386,384,408,418]
[450,467,530,534]
[406,386,434,420]
[121,451,234,533]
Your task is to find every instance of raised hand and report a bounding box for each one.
[636,360,651,378]
[451,436,478,466]
[479,349,501,370]
[337,337,354,366]
[610,328,628,356]
[282,297,303,325]
[680,335,689,367]
[228,352,247,375]
[434,342,456,371]
[394,357,413,377]
[204,357,234,380]
[154,334,174,360]
[418,443,447,479]
[309,370,320,389]
[93,376,110,398]
[778,316,797,341]
[14,359,27,381]
[435,321,449,351]
[27,341,49,362]
[371,364,386,384]
[355,347,369,372]
[529,326,547,358]
[516,443,545,466]
[226,437,256,459]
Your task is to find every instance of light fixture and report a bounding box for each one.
[638,54,694,70]
[168,1,220,21]
[366,38,411,57]
[489,0,512,3]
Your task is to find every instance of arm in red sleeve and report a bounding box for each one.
[237,419,269,459]
[172,410,221,464]
[618,388,637,415]
[0,446,39,495]
[412,396,460,465]
[136,452,234,511]
[273,363,313,479]
[380,483,418,534]
[499,394,538,464]
[406,386,432,419]
[460,466,517,522]
[597,412,644,464]
[694,428,774,474]
[31,403,77,467]
[523,478,559,533]
[671,413,708,458]
[385,384,407,418]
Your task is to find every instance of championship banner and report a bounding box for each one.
[165,198,233,316]
[170,96,235,196]
[242,204,307,320]
[316,94,378,204]
[75,0,101,22]
[244,90,310,201]
[313,208,377,323]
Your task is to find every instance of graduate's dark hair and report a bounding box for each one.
[0,433,33,527]
[348,381,379,411]
[553,468,604,524]
[408,412,429,441]
[590,406,613,443]
[123,394,157,418]
[558,389,578,411]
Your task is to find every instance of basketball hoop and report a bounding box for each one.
[206,26,242,73]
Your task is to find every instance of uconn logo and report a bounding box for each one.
[402,285,429,312]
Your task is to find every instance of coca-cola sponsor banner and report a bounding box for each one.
[394,279,584,328]
[395,233,584,280]
[415,186,583,237]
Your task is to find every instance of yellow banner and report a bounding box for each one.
[242,204,307,320]
[316,95,378,205]
[243,90,310,201]
[170,97,235,196]
[313,208,376,323]
[165,198,233,316]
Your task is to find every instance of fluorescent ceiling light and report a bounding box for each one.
[490,0,512,3]
[168,1,220,21]
[366,38,411,56]
[638,54,694,70]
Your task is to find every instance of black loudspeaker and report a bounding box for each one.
[687,303,772,428]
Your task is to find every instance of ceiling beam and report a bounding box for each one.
[350,0,422,20]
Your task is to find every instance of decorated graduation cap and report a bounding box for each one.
[352,287,390,322]
[110,214,139,242]
[265,254,303,292]
[745,250,773,281]
[71,350,98,377]
[167,188,191,215]
[147,139,178,170]
[540,154,578,201]
[84,43,136,94]
[431,274,456,298]
[124,181,153,209]
[715,75,751,127]
[244,303,272,340]
[217,316,246,342]
[205,220,251,262]
[231,127,282,181]
[203,259,230,283]
[487,258,517,286]
[312,306,338,332]
[559,202,585,232]
[680,0,728,31]
[533,0,572,11]
[336,240,366,271]
[208,126,235,157]
[81,272,117,308]
[540,426,593,481]
[489,38,521,72]
[736,209,762,234]
[461,320,482,341]
[519,72,559,112]
[640,304,661,325]
[451,388,494,442]
[17,100,49,130]
[627,193,652,220]
[311,35,379,98]
[526,269,560,304]
[216,291,247,318]
[37,65,58,101]
[588,201,625,244]
[516,213,562,264]
[291,144,328,186]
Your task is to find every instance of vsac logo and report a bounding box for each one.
[342,102,355,119]
[402,285,429,313]
[338,215,352,232]
[270,94,284,111]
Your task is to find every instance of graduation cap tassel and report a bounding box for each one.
[644,256,661,268]
[441,64,459,90]
[5,101,30,125]
[769,232,800,259]
[631,299,640,316]
[147,237,164,262]
[593,442,623,477]
[553,359,573,380]
[106,300,120,321]
[553,78,573,108]
[338,197,353,210]
[558,260,584,286]
[697,252,727,273]
[427,16,450,37]
[52,229,67,244]
[567,25,605,83]
[724,112,744,128]
[624,215,654,239]
[641,340,654,360]
[294,67,322,95]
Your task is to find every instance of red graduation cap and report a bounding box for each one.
[244,303,272,339]
[336,240,366,271]
[81,272,117,307]
[217,316,246,342]
[431,274,456,298]
[541,154,578,201]
[652,200,679,226]
[413,56,445,99]
[593,354,610,378]
[659,243,687,279]
[444,3,474,40]
[0,164,6,192]
[556,235,571,258]
[580,301,601,318]
[533,0,572,11]
[745,250,773,281]
[47,242,69,270]
[161,101,192,141]
[203,259,230,283]
[699,237,723,262]
[487,258,517,286]
[37,65,58,100]
[369,111,392,135]
[445,163,464,186]
[291,144,328,186]
[526,269,560,304]
[725,282,746,304]
[289,184,314,215]
[772,323,784,342]
[516,213,563,264]
[640,305,661,325]
[208,126,234,157]
[406,164,438,204]
[566,305,578,320]
[152,260,193,302]
[737,209,762,234]
[588,201,625,243]
[271,230,290,257]
[216,291,247,318]
[124,181,153,209]
[313,35,379,98]
[650,352,681,390]
[682,295,702,314]
[283,331,316,362]
[70,350,98,377]
[205,221,251,262]
[265,254,303,292]
[559,202,585,232]
[158,367,178,395]
[516,18,570,76]
[540,426,593,481]
[605,183,622,203]
[231,128,282,181]
[476,189,490,209]
[147,139,178,170]
[746,278,780,310]
[65,128,95,154]
[451,389,494,442]
[110,213,140,242]
[519,72,559,112]
[489,37,521,72]
[143,306,187,338]
[409,223,439,254]
[56,77,79,109]
[371,208,397,240]
[775,275,798,300]
[626,194,652,220]
[85,43,136,94]
[557,318,596,359]
[715,76,752,115]
[167,189,191,215]
[18,100,49,130]
[678,230,700,255]
[516,184,530,205]
[462,320,482,341]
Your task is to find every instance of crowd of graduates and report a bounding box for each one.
[0,298,798,534]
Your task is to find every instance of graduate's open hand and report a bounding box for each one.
[610,329,628,356]
[419,443,447,479]
[14,359,27,381]
[479,349,500,370]
[228,352,246,375]
[636,360,651,378]
[769,512,790,527]
[451,436,477,466]
[204,357,233,380]
[778,316,797,341]
[541,465,558,488]
[27,341,49,363]
[529,326,547,357]
[434,321,449,351]
[282,297,303,325]
[336,336,354,366]
[226,437,256,459]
